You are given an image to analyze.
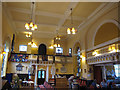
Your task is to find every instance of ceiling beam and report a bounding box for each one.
[14,20,62,28]
[8,7,85,21]
[16,28,66,35]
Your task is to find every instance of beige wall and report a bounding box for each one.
[0,2,2,89]
[14,35,67,55]
[7,62,30,74]
[86,3,118,49]
[55,63,73,74]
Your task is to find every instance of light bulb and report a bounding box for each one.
[54,44,57,47]
[31,26,35,31]
[28,42,31,45]
[30,22,33,27]
[25,23,30,30]
[72,27,76,34]
[26,34,28,37]
[34,24,37,29]
[25,23,28,28]
[58,44,60,47]
[49,45,54,49]
[67,28,71,34]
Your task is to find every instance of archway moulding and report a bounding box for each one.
[73,40,81,55]
[93,19,120,47]
[87,19,120,52]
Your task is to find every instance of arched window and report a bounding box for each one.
[77,47,81,76]
[38,44,47,55]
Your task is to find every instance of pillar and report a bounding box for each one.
[46,66,49,82]
[73,55,77,76]
[51,64,55,78]
[34,65,38,86]
[0,1,2,89]
[102,65,106,80]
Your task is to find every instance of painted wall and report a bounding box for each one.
[0,2,2,89]
[14,35,67,55]
[55,62,73,74]
[7,62,30,74]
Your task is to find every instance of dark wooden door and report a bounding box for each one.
[93,66,102,84]
[37,70,46,85]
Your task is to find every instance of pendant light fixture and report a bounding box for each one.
[67,8,77,34]
[25,2,37,31]
[28,32,37,48]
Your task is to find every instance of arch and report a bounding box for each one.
[73,41,81,55]
[93,19,120,46]
[38,44,47,55]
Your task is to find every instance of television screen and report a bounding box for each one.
[56,47,63,54]
[19,45,27,52]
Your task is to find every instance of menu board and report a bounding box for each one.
[9,54,28,62]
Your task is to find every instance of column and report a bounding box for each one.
[102,65,106,80]
[0,1,2,89]
[34,65,38,86]
[46,66,49,82]
[51,64,56,78]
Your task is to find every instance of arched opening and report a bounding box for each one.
[73,42,81,77]
[38,44,47,55]
[38,44,47,61]
[94,22,120,46]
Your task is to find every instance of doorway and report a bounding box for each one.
[93,66,102,84]
[37,70,46,85]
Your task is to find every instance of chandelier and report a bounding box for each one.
[49,36,61,49]
[26,32,32,38]
[55,35,61,40]
[28,32,37,48]
[25,2,37,31]
[67,8,77,34]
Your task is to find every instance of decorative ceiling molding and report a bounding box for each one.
[14,20,66,28]
[8,7,84,21]
[16,28,66,35]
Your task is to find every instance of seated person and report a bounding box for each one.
[68,75,75,89]
[100,79,107,88]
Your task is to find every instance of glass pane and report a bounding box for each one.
[42,71,45,78]
[38,71,41,78]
